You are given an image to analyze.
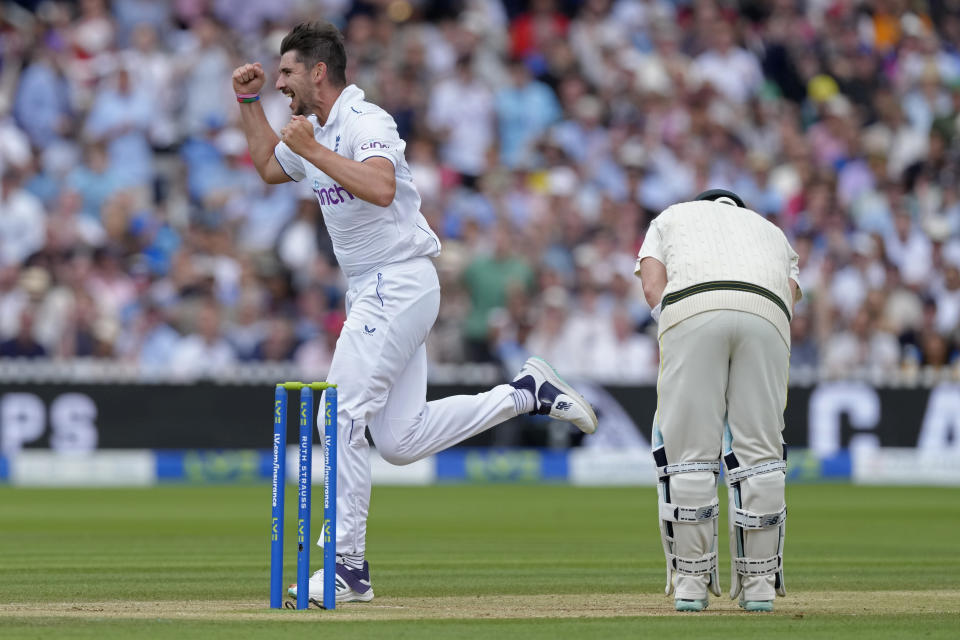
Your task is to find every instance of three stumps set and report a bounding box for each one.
[270,381,337,610]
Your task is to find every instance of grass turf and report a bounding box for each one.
[0,484,958,638]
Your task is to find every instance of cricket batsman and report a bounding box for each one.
[636,189,801,612]
[232,21,598,603]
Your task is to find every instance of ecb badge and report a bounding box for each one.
[312,178,320,190]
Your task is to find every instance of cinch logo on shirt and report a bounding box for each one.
[360,141,391,151]
[312,181,356,206]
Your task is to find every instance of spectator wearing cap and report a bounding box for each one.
[0,267,49,346]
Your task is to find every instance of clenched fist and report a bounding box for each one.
[281,116,316,156]
[232,62,266,95]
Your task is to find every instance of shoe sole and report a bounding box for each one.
[309,590,374,607]
[740,600,773,612]
[526,357,598,434]
[286,589,375,604]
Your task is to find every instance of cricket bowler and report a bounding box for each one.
[232,21,598,603]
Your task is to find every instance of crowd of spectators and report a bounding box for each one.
[2,0,960,382]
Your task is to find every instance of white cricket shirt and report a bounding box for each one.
[274,85,441,279]
[637,199,800,346]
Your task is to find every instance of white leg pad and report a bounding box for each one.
[725,459,787,600]
[655,452,722,598]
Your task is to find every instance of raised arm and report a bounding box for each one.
[232,63,292,185]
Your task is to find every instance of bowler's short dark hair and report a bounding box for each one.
[280,21,347,87]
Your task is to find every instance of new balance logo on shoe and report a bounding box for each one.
[510,357,598,434]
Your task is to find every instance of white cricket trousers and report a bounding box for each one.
[317,257,521,554]
[657,309,788,601]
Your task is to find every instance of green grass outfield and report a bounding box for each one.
[1,484,957,638]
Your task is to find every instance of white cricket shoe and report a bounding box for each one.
[511,357,598,434]
[287,559,374,604]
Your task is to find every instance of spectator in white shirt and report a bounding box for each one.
[171,300,237,377]
[427,54,494,183]
[884,210,933,287]
[934,263,960,336]
[523,285,576,372]
[691,20,763,105]
[0,169,45,268]
[822,306,901,374]
[586,305,658,383]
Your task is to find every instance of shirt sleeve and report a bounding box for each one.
[273,140,306,182]
[348,109,403,167]
[635,217,664,274]
[788,240,802,300]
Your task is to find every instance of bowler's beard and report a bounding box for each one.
[293,99,312,116]
[287,85,315,117]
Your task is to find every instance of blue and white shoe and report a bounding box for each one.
[287,558,374,604]
[675,598,708,612]
[510,357,598,434]
[740,599,774,612]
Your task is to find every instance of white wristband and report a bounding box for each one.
[651,302,661,323]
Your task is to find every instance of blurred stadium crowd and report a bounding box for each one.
[1,0,960,381]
